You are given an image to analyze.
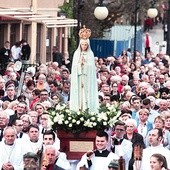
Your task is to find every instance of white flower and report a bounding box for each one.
[68,117,72,120]
[106,103,111,107]
[76,121,80,125]
[93,122,97,126]
[72,119,76,123]
[51,111,55,116]
[103,122,107,126]
[55,105,61,110]
[84,120,93,128]
[77,111,81,115]
[49,103,120,133]
[65,109,70,113]
[97,112,108,121]
[80,117,84,121]
[117,110,121,116]
[108,113,120,126]
[53,117,58,123]
[64,120,69,124]
[97,117,101,122]
[68,123,72,127]
[58,120,63,124]
[91,116,95,121]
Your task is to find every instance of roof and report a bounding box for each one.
[0,7,77,28]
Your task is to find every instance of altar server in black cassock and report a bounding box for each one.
[76,131,119,170]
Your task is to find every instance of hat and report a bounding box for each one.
[108,160,118,169]
[23,152,38,161]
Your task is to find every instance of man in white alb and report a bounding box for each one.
[141,128,170,170]
[24,124,43,154]
[0,126,25,170]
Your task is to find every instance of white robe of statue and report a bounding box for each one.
[70,39,99,113]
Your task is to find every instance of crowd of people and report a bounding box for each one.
[0,29,170,170]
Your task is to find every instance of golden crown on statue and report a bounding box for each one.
[79,25,91,40]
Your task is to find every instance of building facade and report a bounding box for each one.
[0,0,77,63]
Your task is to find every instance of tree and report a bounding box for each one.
[72,0,152,38]
[60,0,160,38]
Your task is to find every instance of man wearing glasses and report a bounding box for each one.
[8,101,27,126]
[111,120,132,170]
[13,119,24,138]
[39,89,54,106]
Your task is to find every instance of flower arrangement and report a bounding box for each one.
[48,103,121,134]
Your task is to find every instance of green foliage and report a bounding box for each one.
[59,0,74,18]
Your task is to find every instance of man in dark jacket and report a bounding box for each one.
[0,41,11,74]
[52,46,63,67]
[21,39,31,61]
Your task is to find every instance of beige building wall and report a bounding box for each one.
[0,0,31,8]
[37,0,64,8]
[0,0,64,10]
[0,0,75,63]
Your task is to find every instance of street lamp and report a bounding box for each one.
[147,0,158,18]
[147,8,158,18]
[94,0,109,20]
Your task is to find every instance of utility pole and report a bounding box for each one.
[133,0,138,63]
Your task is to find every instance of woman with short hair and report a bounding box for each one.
[124,119,145,170]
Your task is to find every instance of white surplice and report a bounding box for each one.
[114,139,132,170]
[24,139,43,154]
[76,151,119,170]
[141,145,170,170]
[0,140,24,170]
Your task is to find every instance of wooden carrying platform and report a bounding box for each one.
[57,130,96,160]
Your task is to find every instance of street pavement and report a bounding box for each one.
[143,23,165,55]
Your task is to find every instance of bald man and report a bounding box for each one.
[0,126,25,170]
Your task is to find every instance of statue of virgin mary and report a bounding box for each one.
[69,26,99,113]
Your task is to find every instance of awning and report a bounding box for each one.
[0,7,78,28]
